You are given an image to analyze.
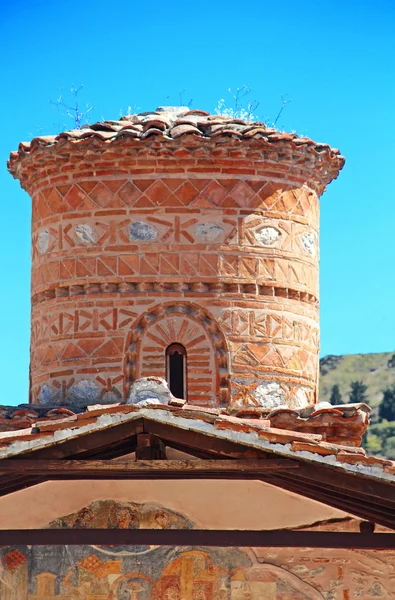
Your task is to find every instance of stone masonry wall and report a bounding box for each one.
[26,139,320,407]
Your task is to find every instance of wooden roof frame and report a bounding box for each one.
[0,415,394,549]
[0,528,393,550]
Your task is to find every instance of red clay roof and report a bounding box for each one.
[8,106,345,180]
[0,402,390,480]
[0,402,369,445]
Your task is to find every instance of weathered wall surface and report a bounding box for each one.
[0,499,393,599]
[27,141,320,408]
[0,479,347,530]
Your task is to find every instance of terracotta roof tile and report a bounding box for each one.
[35,415,79,432]
[0,402,391,484]
[291,440,366,457]
[83,403,139,417]
[46,408,75,418]
[266,403,369,446]
[215,415,270,433]
[174,408,217,425]
[336,452,394,468]
[8,106,345,179]
[0,401,370,445]
[257,427,322,445]
[383,462,395,476]
[0,425,47,443]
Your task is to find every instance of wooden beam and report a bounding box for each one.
[0,528,393,549]
[291,461,395,498]
[275,471,395,517]
[28,418,144,459]
[0,475,46,498]
[263,473,395,531]
[269,465,395,515]
[0,459,298,479]
[164,440,221,460]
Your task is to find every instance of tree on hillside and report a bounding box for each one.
[387,354,395,368]
[379,386,395,421]
[348,381,368,404]
[329,384,343,405]
[383,436,395,460]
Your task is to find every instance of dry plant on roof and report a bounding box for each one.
[215,86,291,129]
[215,85,260,121]
[49,84,95,130]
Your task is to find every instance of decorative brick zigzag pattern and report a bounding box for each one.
[31,179,319,222]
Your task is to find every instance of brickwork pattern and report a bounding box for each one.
[127,303,229,405]
[9,122,340,407]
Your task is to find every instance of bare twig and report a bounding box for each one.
[273,94,292,127]
[215,87,291,127]
[215,85,259,121]
[49,84,95,129]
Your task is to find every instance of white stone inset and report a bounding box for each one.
[254,226,281,246]
[38,229,49,254]
[294,387,309,408]
[127,377,173,406]
[301,233,316,257]
[254,381,286,408]
[75,224,96,244]
[196,222,223,241]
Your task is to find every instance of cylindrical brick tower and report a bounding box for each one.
[8,107,344,409]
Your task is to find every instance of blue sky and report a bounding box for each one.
[1,0,394,404]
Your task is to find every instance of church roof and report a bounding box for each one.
[0,400,393,529]
[0,399,369,444]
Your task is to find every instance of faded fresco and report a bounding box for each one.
[48,500,194,532]
[0,501,394,599]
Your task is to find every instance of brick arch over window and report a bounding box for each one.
[126,303,230,406]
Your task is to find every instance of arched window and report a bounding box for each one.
[166,343,187,399]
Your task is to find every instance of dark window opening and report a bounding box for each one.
[166,343,187,399]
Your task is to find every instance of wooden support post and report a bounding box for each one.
[135,434,166,460]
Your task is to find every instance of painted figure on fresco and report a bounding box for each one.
[49,500,194,533]
[0,501,345,600]
[109,504,138,530]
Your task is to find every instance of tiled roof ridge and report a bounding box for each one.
[0,400,371,452]
[0,400,369,425]
[8,105,344,176]
[0,402,392,481]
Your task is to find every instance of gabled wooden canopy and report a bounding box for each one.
[0,415,394,534]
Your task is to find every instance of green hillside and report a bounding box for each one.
[319,351,395,408]
[319,351,395,459]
